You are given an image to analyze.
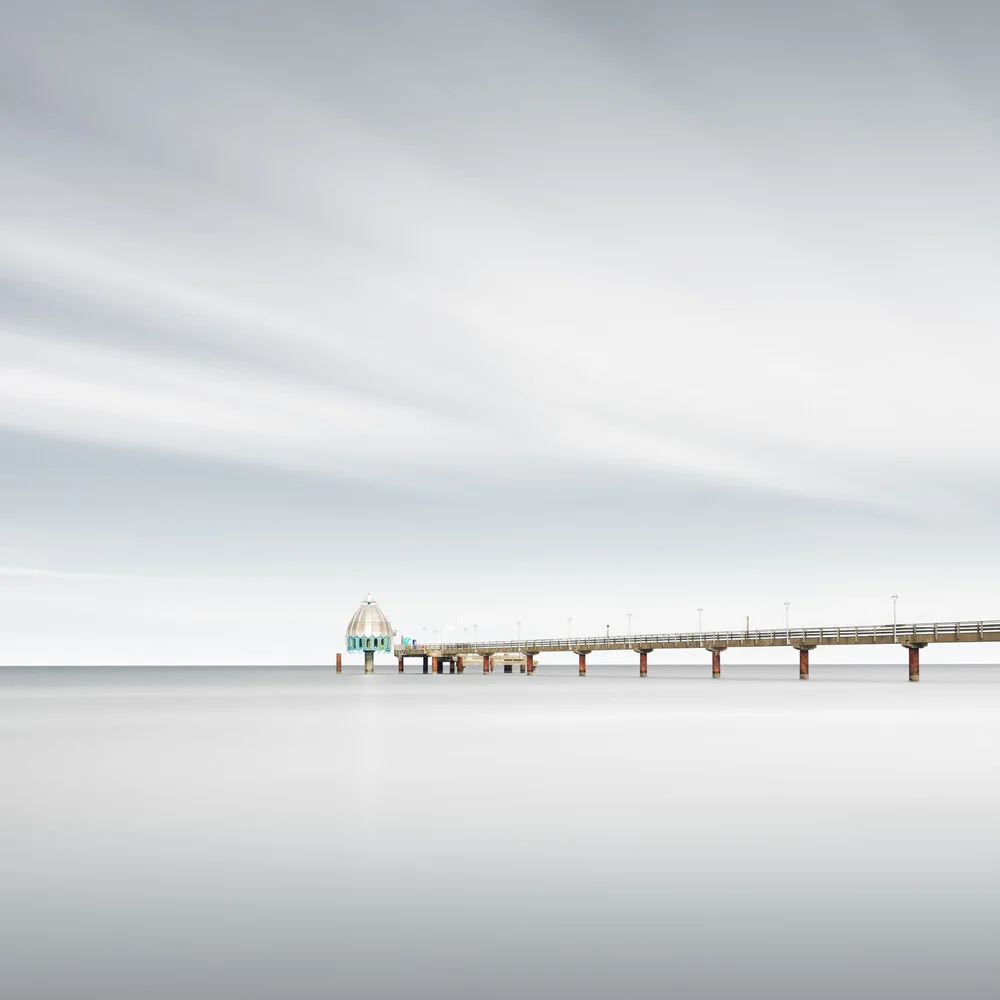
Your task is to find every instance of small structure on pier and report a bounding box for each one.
[346,593,393,674]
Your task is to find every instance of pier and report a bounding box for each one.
[392,619,1000,681]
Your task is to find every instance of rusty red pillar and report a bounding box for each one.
[639,650,648,678]
[422,655,428,674]
[457,656,464,674]
[398,656,404,673]
[712,649,722,678]
[336,653,342,673]
[799,648,810,680]
[526,653,535,675]
[578,652,587,676]
[432,656,440,674]
[449,660,456,674]
[908,645,925,682]
[482,653,490,675]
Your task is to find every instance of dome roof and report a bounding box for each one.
[346,593,392,639]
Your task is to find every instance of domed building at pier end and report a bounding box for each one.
[346,593,393,674]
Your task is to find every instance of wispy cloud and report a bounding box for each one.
[1,1,998,660]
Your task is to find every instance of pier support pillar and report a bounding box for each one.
[336,653,342,673]
[526,653,535,675]
[520,659,526,674]
[794,645,816,680]
[457,656,464,674]
[504,661,513,674]
[422,655,428,675]
[578,652,587,677]
[449,660,456,674]
[904,643,927,682]
[638,650,649,678]
[432,656,440,674]
[482,654,490,675]
[398,656,404,673]
[364,650,375,674]
[707,646,726,679]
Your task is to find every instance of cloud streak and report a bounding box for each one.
[2,1,999,658]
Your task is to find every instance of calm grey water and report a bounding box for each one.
[3,664,1000,999]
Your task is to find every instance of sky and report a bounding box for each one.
[2,0,999,664]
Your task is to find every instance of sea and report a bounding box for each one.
[3,663,999,999]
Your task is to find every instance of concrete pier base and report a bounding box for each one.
[795,645,816,680]
[708,646,726,679]
[905,643,927,682]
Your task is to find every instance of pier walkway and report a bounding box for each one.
[389,619,1000,681]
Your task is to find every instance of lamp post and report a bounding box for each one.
[567,617,572,642]
[606,624,610,645]
[784,601,790,645]
[517,620,521,650]
[892,595,898,641]
[697,607,703,640]
[473,623,478,650]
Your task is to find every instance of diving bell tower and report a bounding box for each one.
[345,593,393,674]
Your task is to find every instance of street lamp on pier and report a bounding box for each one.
[627,612,632,645]
[697,608,703,641]
[784,602,790,645]
[517,620,521,650]
[567,617,572,642]
[892,595,898,641]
